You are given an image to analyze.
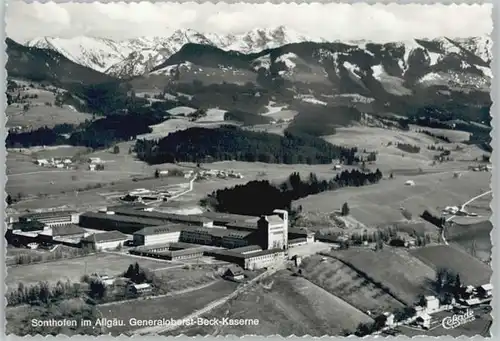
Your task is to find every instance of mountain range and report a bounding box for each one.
[23,27,492,85]
[8,26,493,128]
[26,26,319,78]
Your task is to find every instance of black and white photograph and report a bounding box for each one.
[4,1,493,337]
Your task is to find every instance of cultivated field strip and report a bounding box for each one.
[328,248,437,305]
[300,256,405,314]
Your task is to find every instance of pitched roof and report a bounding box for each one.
[180,227,252,239]
[80,212,165,226]
[289,238,307,244]
[230,245,263,254]
[259,214,283,226]
[131,283,151,289]
[112,208,213,224]
[107,203,147,211]
[50,225,86,237]
[134,224,186,236]
[199,211,259,224]
[217,248,285,260]
[22,210,76,220]
[226,221,259,230]
[480,283,493,291]
[224,265,244,276]
[83,230,128,243]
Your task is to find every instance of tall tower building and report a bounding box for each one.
[257,210,288,250]
[273,209,288,250]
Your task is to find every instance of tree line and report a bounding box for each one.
[396,143,420,154]
[6,108,171,149]
[417,129,451,143]
[203,169,383,217]
[7,280,86,307]
[135,125,360,165]
[421,210,446,228]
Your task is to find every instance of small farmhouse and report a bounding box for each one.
[223,265,245,281]
[128,283,152,295]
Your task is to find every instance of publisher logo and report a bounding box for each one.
[442,309,475,330]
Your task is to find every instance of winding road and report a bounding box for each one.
[442,190,492,245]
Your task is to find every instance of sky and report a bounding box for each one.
[7,1,492,43]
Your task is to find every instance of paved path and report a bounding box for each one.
[442,190,492,245]
[144,177,195,207]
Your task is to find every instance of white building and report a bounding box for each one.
[306,232,315,243]
[384,312,395,327]
[223,265,245,281]
[82,230,128,250]
[128,283,152,295]
[36,159,49,166]
[478,284,493,298]
[20,210,80,227]
[444,206,459,214]
[133,225,183,246]
[257,209,289,250]
[244,249,286,270]
[417,312,432,329]
[425,295,440,313]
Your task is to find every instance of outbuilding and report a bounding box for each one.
[82,230,128,250]
[477,283,493,298]
[128,283,152,295]
[223,265,245,281]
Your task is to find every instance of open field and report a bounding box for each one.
[6,253,170,289]
[167,106,196,116]
[7,168,143,198]
[196,108,227,122]
[7,104,92,129]
[6,84,92,129]
[7,145,190,212]
[300,255,405,314]
[294,170,491,227]
[171,160,350,206]
[8,174,187,213]
[445,220,492,263]
[408,124,471,143]
[99,280,238,335]
[323,126,485,171]
[244,122,290,135]
[165,271,373,336]
[463,191,492,217]
[198,160,344,183]
[410,245,492,286]
[8,146,90,160]
[137,117,237,140]
[7,147,153,198]
[327,248,436,305]
[6,246,52,266]
[152,266,220,292]
[262,109,298,122]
